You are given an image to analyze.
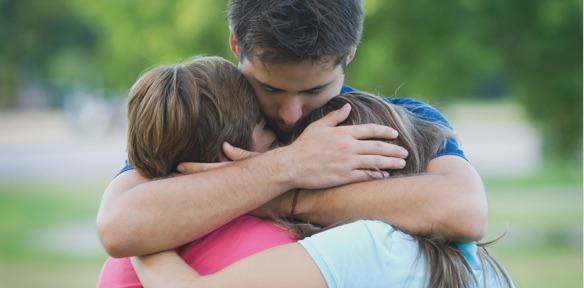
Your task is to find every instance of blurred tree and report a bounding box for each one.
[352,0,499,101]
[481,0,582,162]
[0,0,96,108]
[0,0,580,162]
[0,0,232,107]
[350,0,582,163]
[67,0,232,91]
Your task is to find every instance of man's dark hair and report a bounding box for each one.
[228,0,363,68]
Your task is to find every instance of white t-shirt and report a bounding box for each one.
[298,220,507,288]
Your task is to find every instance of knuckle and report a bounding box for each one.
[335,140,352,153]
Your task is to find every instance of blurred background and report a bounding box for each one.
[0,0,581,287]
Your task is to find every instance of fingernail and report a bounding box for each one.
[177,164,184,173]
[399,159,406,168]
[393,130,399,137]
[401,149,409,157]
[224,142,233,151]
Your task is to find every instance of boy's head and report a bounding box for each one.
[227,0,364,140]
[127,56,262,179]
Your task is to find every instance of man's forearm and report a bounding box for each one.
[293,156,488,241]
[97,153,294,258]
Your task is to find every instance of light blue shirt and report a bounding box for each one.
[298,220,507,288]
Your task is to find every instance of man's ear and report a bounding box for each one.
[229,31,240,59]
[346,46,357,65]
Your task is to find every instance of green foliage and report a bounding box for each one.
[0,0,581,161]
[0,0,96,107]
[481,0,583,161]
[353,0,498,100]
[350,0,582,163]
[66,0,233,90]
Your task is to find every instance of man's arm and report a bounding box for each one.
[97,105,406,257]
[97,157,288,258]
[259,155,487,241]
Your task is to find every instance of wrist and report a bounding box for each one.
[254,146,298,191]
[288,189,300,221]
[289,189,316,222]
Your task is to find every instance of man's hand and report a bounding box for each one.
[273,104,407,190]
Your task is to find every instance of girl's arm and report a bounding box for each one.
[132,243,327,288]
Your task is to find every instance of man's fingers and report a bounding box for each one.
[177,162,228,174]
[354,154,407,171]
[344,123,399,140]
[175,143,257,175]
[223,142,258,161]
[311,103,351,127]
[353,141,408,159]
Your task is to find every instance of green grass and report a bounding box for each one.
[0,169,581,288]
[489,245,582,288]
[0,183,109,288]
[482,165,582,288]
[0,183,105,260]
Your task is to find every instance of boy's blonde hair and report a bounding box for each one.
[126,56,261,179]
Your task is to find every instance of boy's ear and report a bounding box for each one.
[229,32,240,59]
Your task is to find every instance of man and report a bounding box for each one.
[97,0,487,258]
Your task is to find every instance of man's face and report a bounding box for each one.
[239,58,345,140]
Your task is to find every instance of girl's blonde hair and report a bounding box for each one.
[289,91,515,287]
[126,56,261,179]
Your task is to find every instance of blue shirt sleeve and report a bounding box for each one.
[115,160,134,177]
[341,85,466,160]
[384,97,466,160]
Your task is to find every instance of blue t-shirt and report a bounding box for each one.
[118,85,465,175]
[298,220,508,288]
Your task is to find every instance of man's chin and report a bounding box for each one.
[275,130,293,143]
[268,122,294,142]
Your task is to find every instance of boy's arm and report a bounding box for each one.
[257,155,487,241]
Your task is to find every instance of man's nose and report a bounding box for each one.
[279,97,303,126]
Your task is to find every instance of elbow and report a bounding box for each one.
[454,210,488,241]
[96,212,134,258]
[446,201,488,241]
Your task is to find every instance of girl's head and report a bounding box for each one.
[127,56,273,179]
[293,91,457,175]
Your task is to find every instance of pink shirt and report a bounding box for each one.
[97,215,295,287]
